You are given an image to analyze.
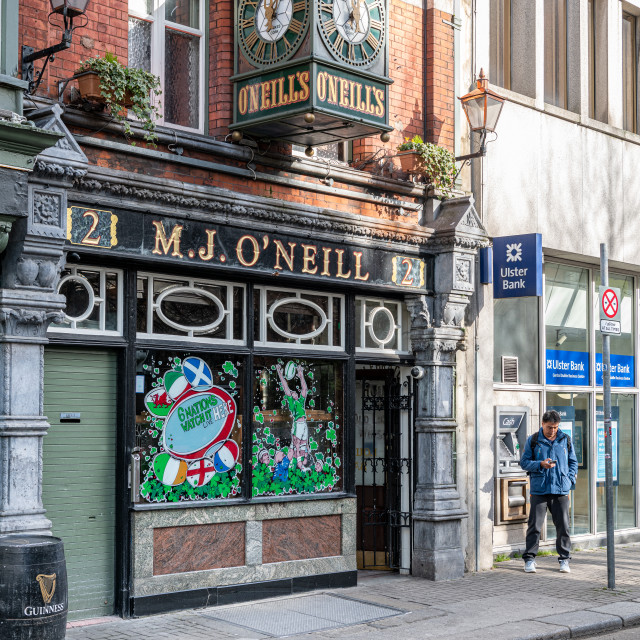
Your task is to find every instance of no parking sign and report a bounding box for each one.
[599,286,621,335]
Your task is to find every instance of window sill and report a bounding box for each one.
[490,83,640,147]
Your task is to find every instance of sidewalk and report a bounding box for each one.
[66,544,640,640]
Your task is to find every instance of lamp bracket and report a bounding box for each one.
[22,34,72,95]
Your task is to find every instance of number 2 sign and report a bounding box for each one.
[67,207,118,249]
[391,255,425,288]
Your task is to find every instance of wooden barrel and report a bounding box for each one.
[0,535,68,639]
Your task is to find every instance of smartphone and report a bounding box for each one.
[548,459,557,467]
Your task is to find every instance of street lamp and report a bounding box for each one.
[22,0,92,95]
[456,69,505,161]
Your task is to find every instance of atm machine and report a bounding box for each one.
[495,406,530,524]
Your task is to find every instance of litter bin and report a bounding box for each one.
[0,534,68,639]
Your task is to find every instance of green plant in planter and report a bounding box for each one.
[77,52,162,144]
[397,135,457,196]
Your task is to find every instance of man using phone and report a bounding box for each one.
[520,409,578,574]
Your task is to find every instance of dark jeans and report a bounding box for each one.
[523,494,571,561]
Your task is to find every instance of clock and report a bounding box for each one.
[238,0,310,66]
[317,0,385,67]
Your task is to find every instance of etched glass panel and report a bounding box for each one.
[164,28,200,128]
[128,17,152,72]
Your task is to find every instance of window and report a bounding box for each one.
[135,350,244,503]
[137,273,245,344]
[490,0,511,90]
[51,266,123,336]
[544,0,568,108]
[355,297,411,353]
[128,0,204,132]
[252,356,344,497]
[588,0,595,119]
[292,142,351,163]
[254,286,344,350]
[623,12,637,133]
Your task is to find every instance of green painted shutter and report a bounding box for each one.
[43,348,117,620]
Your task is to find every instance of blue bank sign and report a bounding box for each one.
[545,350,635,387]
[493,233,543,298]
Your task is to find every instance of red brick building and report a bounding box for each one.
[5,0,487,621]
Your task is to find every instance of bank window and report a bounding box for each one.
[254,286,344,350]
[544,263,589,386]
[355,297,411,354]
[51,265,123,336]
[134,350,244,503]
[544,0,568,109]
[128,0,204,132]
[623,11,637,133]
[595,273,635,387]
[490,0,511,90]
[252,356,344,497]
[493,297,539,384]
[137,274,245,343]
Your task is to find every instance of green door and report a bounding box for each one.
[43,348,117,620]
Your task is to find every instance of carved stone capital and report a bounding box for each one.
[0,289,66,342]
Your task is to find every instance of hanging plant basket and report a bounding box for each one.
[396,150,426,174]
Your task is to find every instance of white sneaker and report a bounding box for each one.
[524,560,536,573]
[559,559,571,573]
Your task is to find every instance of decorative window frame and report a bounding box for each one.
[136,272,246,345]
[355,297,411,354]
[49,265,124,337]
[254,286,345,351]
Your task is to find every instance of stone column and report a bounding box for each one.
[0,104,87,535]
[408,196,487,579]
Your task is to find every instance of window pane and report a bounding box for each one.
[164,28,200,128]
[493,297,539,383]
[595,273,634,387]
[129,0,152,16]
[588,0,594,119]
[252,357,344,497]
[165,0,199,28]
[128,17,152,72]
[545,263,589,386]
[490,0,511,90]
[135,350,244,503]
[546,392,591,535]
[544,0,567,108]
[623,12,637,133]
[596,394,635,531]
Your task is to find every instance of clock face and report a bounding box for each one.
[318,0,385,67]
[239,0,309,66]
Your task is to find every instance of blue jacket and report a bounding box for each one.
[520,428,578,495]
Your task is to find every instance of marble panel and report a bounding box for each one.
[245,520,263,566]
[341,512,357,556]
[254,497,356,520]
[153,522,245,575]
[262,515,341,563]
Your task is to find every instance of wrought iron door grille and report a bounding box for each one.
[357,375,413,572]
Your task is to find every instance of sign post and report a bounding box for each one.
[600,243,616,589]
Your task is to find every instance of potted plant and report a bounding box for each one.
[76,52,162,144]
[396,135,457,195]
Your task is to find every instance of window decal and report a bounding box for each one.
[136,352,243,502]
[252,357,343,497]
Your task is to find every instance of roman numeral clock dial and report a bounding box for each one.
[318,0,385,66]
[238,0,310,66]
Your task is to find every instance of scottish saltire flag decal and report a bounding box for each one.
[182,357,214,390]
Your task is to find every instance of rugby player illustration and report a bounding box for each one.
[276,361,309,460]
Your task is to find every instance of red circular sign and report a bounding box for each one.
[602,288,619,319]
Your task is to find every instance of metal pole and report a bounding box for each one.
[600,243,615,589]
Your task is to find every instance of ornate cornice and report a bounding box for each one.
[34,160,87,180]
[73,175,435,247]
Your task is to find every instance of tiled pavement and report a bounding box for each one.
[66,544,640,639]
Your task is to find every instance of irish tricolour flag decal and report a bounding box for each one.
[153,453,188,486]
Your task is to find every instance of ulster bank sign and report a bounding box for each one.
[493,233,543,298]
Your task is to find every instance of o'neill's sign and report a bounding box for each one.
[233,62,389,129]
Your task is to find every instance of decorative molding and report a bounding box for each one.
[0,308,65,339]
[34,160,87,180]
[73,176,433,247]
[33,192,61,226]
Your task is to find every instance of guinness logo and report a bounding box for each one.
[36,573,56,604]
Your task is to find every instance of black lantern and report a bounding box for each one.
[456,69,505,161]
[22,0,92,94]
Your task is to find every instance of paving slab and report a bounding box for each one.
[468,620,570,640]
[535,610,623,637]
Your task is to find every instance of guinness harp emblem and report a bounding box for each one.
[36,573,56,604]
